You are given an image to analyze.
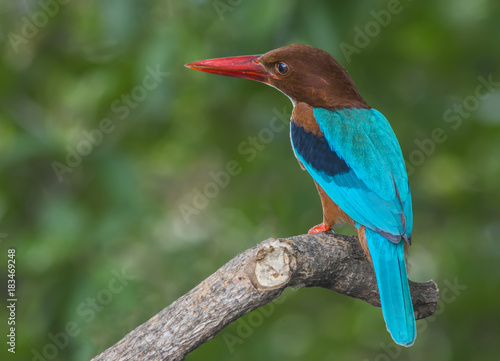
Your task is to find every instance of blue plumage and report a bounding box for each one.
[291,107,416,345]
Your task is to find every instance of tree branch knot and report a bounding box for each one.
[250,238,296,290]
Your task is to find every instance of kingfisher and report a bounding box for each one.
[185,44,416,346]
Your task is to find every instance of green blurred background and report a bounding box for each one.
[1,0,499,360]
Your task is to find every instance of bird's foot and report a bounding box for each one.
[308,223,333,234]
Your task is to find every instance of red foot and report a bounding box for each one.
[308,223,332,234]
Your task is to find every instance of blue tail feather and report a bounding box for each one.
[365,228,416,346]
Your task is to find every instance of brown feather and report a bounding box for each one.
[357,225,372,264]
[314,181,354,229]
[291,102,323,136]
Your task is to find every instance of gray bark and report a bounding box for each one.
[91,232,439,361]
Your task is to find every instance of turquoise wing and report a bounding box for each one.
[291,107,412,240]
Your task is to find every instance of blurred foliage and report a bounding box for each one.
[0,0,499,360]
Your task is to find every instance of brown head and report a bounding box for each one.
[185,44,368,109]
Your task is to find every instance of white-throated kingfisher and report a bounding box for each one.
[185,44,416,346]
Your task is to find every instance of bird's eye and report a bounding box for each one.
[275,62,289,75]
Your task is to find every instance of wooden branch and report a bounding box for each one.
[91,233,439,361]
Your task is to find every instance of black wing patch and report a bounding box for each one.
[291,122,350,177]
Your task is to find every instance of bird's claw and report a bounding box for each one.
[308,223,333,234]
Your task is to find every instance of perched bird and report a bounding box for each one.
[185,44,416,346]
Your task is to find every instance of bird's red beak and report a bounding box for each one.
[185,55,276,83]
